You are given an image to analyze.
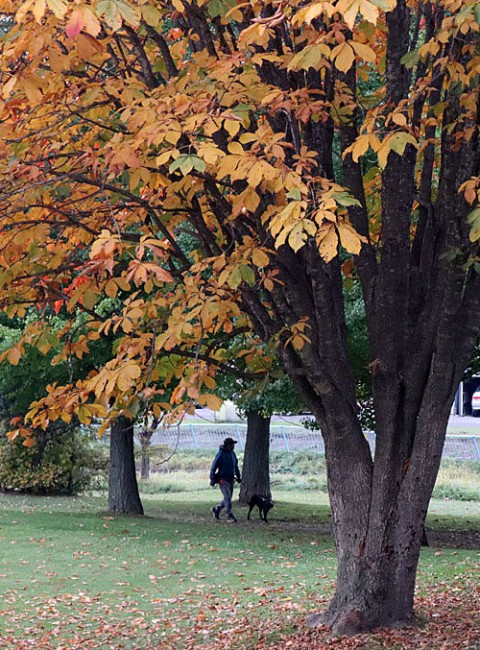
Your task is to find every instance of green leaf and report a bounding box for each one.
[332,191,362,207]
[207,0,236,19]
[169,154,206,176]
[228,266,243,289]
[239,264,256,286]
[95,0,140,29]
[467,207,480,242]
[400,49,420,69]
[369,0,396,10]
[287,45,330,72]
[286,188,302,201]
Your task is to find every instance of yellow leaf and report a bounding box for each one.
[294,2,336,24]
[336,0,379,29]
[252,249,270,267]
[377,132,418,169]
[228,142,244,155]
[217,155,241,180]
[244,187,261,212]
[141,4,161,26]
[80,6,102,36]
[331,42,355,74]
[117,362,141,392]
[318,227,339,262]
[22,77,43,104]
[48,47,68,73]
[292,334,306,351]
[351,41,376,64]
[346,134,370,162]
[156,150,174,166]
[224,119,241,138]
[391,112,408,127]
[287,44,330,72]
[46,0,68,18]
[337,222,365,255]
[2,74,17,98]
[288,224,309,253]
[105,279,119,297]
[33,0,46,23]
[203,393,223,410]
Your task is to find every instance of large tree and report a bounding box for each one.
[0,0,479,636]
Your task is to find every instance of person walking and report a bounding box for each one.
[209,437,241,523]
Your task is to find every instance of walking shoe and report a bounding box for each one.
[211,507,220,520]
[227,515,237,523]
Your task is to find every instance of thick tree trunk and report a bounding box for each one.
[307,388,455,635]
[238,411,271,504]
[108,416,144,515]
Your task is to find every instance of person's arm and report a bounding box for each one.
[210,451,221,482]
[234,452,241,482]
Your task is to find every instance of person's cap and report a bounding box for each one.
[223,437,237,445]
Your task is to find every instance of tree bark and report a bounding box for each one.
[108,415,144,515]
[140,450,150,481]
[238,411,271,504]
[307,413,447,634]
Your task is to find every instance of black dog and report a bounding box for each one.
[247,495,274,523]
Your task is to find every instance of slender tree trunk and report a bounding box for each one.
[238,411,271,504]
[137,417,158,481]
[108,415,144,515]
[140,449,150,480]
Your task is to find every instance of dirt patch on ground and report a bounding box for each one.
[426,529,480,549]
[267,520,480,550]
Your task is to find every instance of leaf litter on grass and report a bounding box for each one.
[0,494,478,649]
[0,579,478,649]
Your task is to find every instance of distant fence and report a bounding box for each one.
[146,423,480,462]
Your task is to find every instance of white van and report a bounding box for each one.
[471,388,480,416]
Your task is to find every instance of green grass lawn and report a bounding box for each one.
[0,486,478,649]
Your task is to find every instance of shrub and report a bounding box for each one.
[0,424,108,495]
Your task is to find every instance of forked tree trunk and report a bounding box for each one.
[306,360,462,634]
[137,417,158,481]
[238,411,271,504]
[108,415,144,515]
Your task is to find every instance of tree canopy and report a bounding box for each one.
[0,0,479,635]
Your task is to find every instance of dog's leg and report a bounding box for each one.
[247,504,253,520]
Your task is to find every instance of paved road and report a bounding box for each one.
[181,409,480,432]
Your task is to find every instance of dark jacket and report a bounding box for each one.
[210,445,241,483]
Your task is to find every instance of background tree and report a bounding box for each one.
[215,336,307,503]
[0,313,108,494]
[0,0,479,636]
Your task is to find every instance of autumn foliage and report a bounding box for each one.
[0,0,479,635]
[0,0,478,430]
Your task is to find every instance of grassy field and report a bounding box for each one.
[0,456,479,650]
[143,449,480,503]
